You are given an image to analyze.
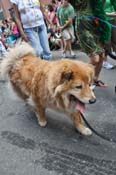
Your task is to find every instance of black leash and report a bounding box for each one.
[81,113,116,143]
[108,52,116,60]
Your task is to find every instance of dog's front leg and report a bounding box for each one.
[70,112,92,136]
[35,106,47,127]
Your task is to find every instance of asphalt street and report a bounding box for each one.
[0,50,116,175]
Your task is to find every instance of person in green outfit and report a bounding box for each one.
[57,0,76,58]
[103,0,116,69]
[75,0,111,88]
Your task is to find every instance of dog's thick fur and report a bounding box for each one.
[0,43,96,136]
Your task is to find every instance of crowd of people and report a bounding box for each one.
[0,18,20,57]
[0,0,116,88]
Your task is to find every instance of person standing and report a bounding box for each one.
[10,0,52,60]
[51,0,58,12]
[103,0,116,69]
[75,0,111,87]
[57,0,76,58]
[47,4,57,27]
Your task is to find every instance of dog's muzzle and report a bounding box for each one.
[89,97,96,104]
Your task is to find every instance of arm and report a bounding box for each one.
[11,3,29,42]
[39,0,52,25]
[60,18,73,30]
[59,6,75,31]
[106,12,116,17]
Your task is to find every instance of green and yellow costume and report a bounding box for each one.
[75,0,111,56]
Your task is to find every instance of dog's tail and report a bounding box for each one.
[0,42,36,78]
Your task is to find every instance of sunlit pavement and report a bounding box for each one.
[0,50,116,175]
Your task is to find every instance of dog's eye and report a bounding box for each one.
[76,85,82,89]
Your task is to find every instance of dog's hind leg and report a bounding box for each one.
[70,112,92,136]
[35,106,47,127]
[10,81,29,101]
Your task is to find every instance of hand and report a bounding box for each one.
[21,33,29,42]
[57,26,63,32]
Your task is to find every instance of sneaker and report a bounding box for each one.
[62,51,66,58]
[62,51,70,58]
[103,61,114,70]
[70,51,76,58]
[112,51,116,56]
[62,51,76,58]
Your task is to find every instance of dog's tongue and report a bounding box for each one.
[75,101,86,113]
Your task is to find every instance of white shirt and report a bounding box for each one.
[10,0,44,28]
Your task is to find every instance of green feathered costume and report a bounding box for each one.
[75,0,111,56]
[90,0,111,44]
[108,0,116,10]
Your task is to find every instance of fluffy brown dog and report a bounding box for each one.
[1,43,96,136]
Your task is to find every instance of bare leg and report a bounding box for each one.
[63,39,72,53]
[66,39,72,52]
[90,53,104,81]
[70,112,92,136]
[59,37,64,51]
[94,56,104,80]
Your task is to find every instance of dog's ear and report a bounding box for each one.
[54,71,73,97]
[61,71,73,83]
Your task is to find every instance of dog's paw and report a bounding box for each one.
[77,127,92,136]
[38,121,47,127]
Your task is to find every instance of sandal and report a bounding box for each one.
[94,80,108,87]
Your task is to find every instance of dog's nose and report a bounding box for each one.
[89,98,96,104]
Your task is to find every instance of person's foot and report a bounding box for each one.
[62,51,66,58]
[112,51,116,56]
[103,61,114,70]
[94,80,108,87]
[70,51,76,58]
[62,51,77,58]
